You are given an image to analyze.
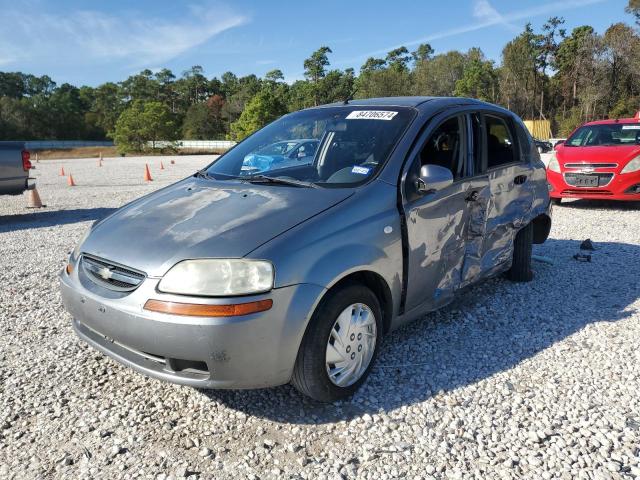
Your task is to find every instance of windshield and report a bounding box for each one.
[205,106,415,187]
[257,141,299,155]
[566,123,640,147]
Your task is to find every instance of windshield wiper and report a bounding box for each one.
[195,170,244,180]
[244,174,320,188]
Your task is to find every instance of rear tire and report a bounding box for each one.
[508,223,533,282]
[292,284,382,402]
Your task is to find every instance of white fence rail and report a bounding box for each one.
[21,140,236,151]
[25,140,114,149]
[150,140,236,150]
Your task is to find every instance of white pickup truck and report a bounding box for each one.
[0,142,34,195]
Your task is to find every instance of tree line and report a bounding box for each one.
[1,5,639,152]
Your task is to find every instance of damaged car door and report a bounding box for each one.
[401,111,491,314]
[480,113,535,273]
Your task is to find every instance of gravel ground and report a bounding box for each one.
[1,155,639,480]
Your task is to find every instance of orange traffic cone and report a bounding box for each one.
[160,161,165,170]
[144,164,153,182]
[170,159,175,165]
[26,187,45,208]
[67,174,76,187]
[59,166,65,176]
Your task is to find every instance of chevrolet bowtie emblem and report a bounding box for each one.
[97,266,114,280]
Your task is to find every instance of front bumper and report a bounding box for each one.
[59,260,325,389]
[547,169,640,201]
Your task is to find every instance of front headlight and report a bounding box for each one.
[158,259,274,296]
[547,152,561,173]
[621,155,640,174]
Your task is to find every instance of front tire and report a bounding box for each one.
[551,198,562,206]
[508,223,533,282]
[292,284,382,402]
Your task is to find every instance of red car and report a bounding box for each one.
[547,116,640,203]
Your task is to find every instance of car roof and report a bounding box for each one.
[322,96,493,109]
[583,117,640,126]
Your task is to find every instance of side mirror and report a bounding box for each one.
[416,164,453,194]
[554,140,564,148]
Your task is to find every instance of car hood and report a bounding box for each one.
[82,177,354,277]
[558,144,640,166]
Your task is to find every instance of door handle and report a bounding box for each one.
[514,175,528,185]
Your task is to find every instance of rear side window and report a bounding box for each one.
[485,115,517,168]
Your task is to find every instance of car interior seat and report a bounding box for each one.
[317,133,357,180]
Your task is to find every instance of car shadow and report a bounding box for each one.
[558,199,640,210]
[199,237,639,423]
[0,208,117,233]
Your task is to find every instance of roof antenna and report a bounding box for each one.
[343,86,358,105]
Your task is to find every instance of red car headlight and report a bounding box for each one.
[621,155,640,174]
[547,152,561,173]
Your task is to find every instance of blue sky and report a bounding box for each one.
[0,0,630,86]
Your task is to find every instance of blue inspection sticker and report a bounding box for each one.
[352,166,370,175]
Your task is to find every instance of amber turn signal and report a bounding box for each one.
[143,298,273,317]
[66,263,73,275]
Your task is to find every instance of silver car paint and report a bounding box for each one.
[0,142,29,195]
[60,97,552,389]
[80,177,354,278]
[60,271,325,388]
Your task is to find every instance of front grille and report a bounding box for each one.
[564,163,618,169]
[81,255,146,292]
[564,172,614,187]
[561,189,613,196]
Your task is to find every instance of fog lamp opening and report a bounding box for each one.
[143,299,273,317]
[624,184,640,194]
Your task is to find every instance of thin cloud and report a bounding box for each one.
[337,0,607,66]
[473,0,519,32]
[0,2,248,69]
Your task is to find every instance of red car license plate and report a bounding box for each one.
[566,173,599,187]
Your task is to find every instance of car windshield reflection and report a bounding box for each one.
[205,106,415,187]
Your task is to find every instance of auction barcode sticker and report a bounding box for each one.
[346,110,398,120]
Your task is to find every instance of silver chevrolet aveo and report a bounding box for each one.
[60,97,552,402]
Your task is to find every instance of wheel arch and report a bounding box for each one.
[318,270,394,335]
[532,213,551,244]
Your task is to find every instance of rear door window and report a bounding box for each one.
[485,115,517,168]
